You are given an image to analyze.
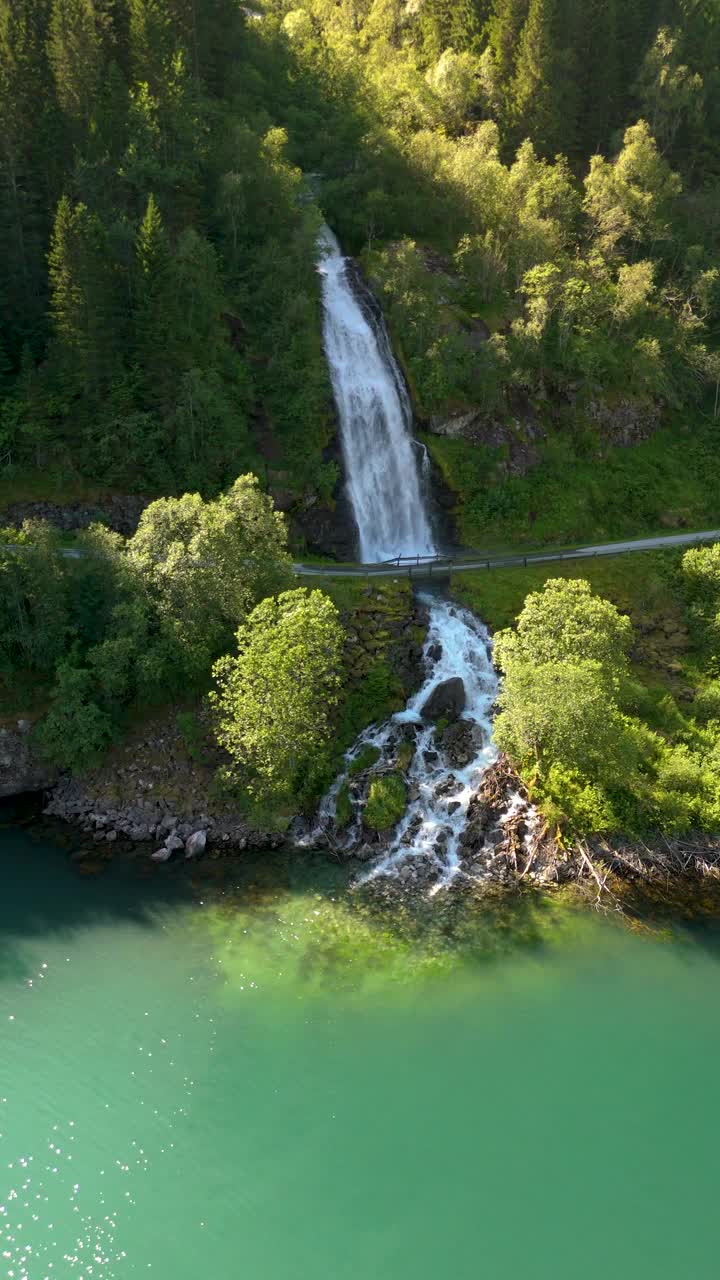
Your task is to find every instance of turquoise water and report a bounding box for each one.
[2,819,720,1279]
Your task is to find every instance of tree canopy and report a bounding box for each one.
[211,588,345,805]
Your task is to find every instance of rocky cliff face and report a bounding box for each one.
[0,722,58,798]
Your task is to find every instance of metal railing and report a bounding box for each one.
[292,528,720,579]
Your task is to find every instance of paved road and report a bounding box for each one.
[3,527,719,577]
[291,528,720,579]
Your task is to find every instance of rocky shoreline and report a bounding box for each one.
[43,775,282,859]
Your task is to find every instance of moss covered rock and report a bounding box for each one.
[364,772,407,831]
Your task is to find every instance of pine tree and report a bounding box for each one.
[133,192,171,396]
[0,0,56,352]
[48,195,121,390]
[510,0,572,158]
[563,0,621,158]
[47,0,107,129]
[128,0,174,92]
[487,0,529,90]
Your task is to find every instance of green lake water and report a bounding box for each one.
[2,817,720,1279]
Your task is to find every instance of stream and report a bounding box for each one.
[317,230,515,883]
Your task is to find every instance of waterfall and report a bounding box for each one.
[315,227,501,886]
[317,228,435,563]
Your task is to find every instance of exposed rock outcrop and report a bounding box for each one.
[0,723,58,798]
[588,397,661,447]
[425,397,546,478]
[0,495,149,536]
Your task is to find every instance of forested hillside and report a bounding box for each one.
[0,0,335,499]
[1,0,719,536]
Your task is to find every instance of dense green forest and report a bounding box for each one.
[2,0,720,840]
[1,0,719,517]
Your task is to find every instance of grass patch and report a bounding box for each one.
[363,772,407,831]
[452,548,684,633]
[426,414,720,552]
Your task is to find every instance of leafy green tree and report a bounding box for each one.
[682,542,720,643]
[0,522,70,676]
[211,588,345,805]
[494,656,635,778]
[635,26,704,162]
[584,120,682,255]
[36,660,113,769]
[493,578,639,791]
[426,48,483,132]
[128,475,292,677]
[495,577,633,682]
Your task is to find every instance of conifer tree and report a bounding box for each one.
[510,0,571,158]
[48,195,121,389]
[48,0,107,129]
[0,0,56,350]
[486,0,529,92]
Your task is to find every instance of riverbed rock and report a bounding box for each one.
[442,719,483,768]
[420,678,465,722]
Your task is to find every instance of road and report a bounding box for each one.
[291,527,720,579]
[3,527,719,577]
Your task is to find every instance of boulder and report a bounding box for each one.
[163,833,184,855]
[185,830,207,859]
[420,677,465,722]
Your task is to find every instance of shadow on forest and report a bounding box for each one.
[237,20,478,251]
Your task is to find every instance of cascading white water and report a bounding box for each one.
[317,228,435,563]
[315,227,506,886]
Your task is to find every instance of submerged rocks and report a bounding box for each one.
[420,677,465,722]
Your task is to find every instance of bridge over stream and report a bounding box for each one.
[292,528,720,580]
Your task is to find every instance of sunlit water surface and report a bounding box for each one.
[2,819,720,1279]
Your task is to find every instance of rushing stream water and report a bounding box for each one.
[317,230,510,882]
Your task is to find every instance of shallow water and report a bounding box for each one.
[2,820,720,1279]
